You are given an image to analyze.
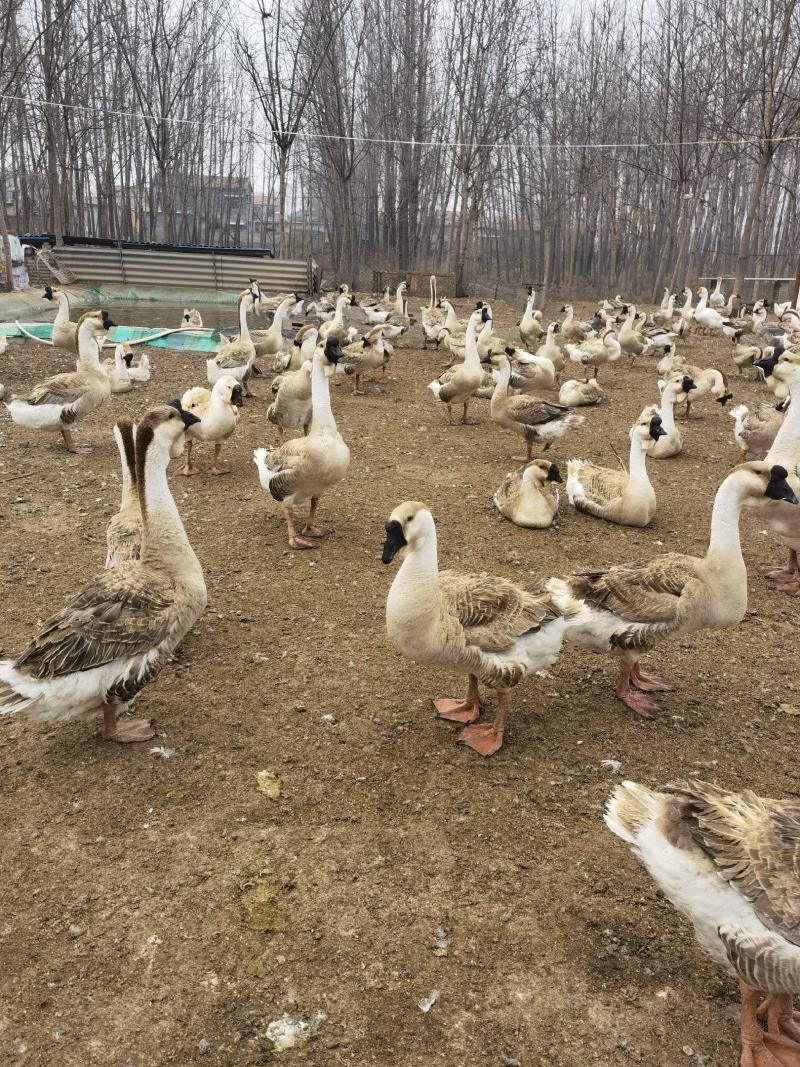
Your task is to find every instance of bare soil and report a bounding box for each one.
[1,299,797,1067]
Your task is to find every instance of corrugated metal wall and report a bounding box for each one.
[52,247,316,292]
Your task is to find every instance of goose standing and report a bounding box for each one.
[267,360,312,437]
[318,293,352,343]
[565,327,622,381]
[494,460,562,528]
[6,310,114,453]
[0,404,206,742]
[250,295,295,358]
[708,276,726,307]
[427,309,486,425]
[606,779,800,1067]
[560,304,594,343]
[519,288,542,348]
[382,501,569,756]
[546,463,797,717]
[566,414,666,527]
[207,290,257,396]
[535,322,564,376]
[730,401,786,463]
[253,337,349,549]
[490,353,583,461]
[106,417,141,568]
[175,376,243,476]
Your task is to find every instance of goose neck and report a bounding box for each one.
[659,389,676,433]
[139,442,202,580]
[767,376,800,467]
[707,476,745,557]
[238,298,252,343]
[309,353,336,435]
[627,436,651,491]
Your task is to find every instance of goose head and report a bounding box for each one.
[155,402,202,459]
[525,459,562,485]
[382,501,434,564]
[734,462,798,507]
[214,375,244,409]
[632,414,667,450]
[773,350,800,383]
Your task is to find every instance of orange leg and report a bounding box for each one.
[285,505,318,550]
[174,440,201,477]
[206,443,231,476]
[759,993,800,1047]
[761,550,800,595]
[61,426,93,454]
[740,983,800,1066]
[630,662,674,692]
[433,674,480,723]
[102,702,154,743]
[461,400,480,425]
[457,690,508,756]
[615,661,661,719]
[301,496,333,539]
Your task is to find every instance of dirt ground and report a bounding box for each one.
[1,296,798,1067]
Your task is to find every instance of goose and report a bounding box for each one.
[175,376,243,476]
[644,327,679,351]
[519,288,543,347]
[732,339,763,375]
[476,306,513,359]
[267,360,312,438]
[502,346,556,392]
[773,298,793,318]
[127,350,151,383]
[752,307,792,348]
[652,294,677,329]
[256,290,305,317]
[658,287,671,310]
[494,460,562,529]
[421,305,447,348]
[618,309,650,363]
[360,302,393,325]
[671,365,733,418]
[106,417,141,568]
[253,337,349,549]
[103,343,134,394]
[708,276,726,307]
[677,286,694,334]
[602,294,627,313]
[6,310,114,453]
[318,293,352,343]
[566,414,666,528]
[381,501,569,755]
[656,346,685,378]
[755,352,800,594]
[427,310,486,425]
[419,275,445,327]
[250,295,295,358]
[42,285,78,351]
[0,403,206,742]
[730,401,785,463]
[546,462,797,717]
[207,291,257,396]
[606,779,800,1067]
[754,348,790,404]
[273,324,318,375]
[440,307,491,363]
[647,374,695,458]
[559,377,605,407]
[535,322,564,375]
[560,304,594,343]
[565,328,622,381]
[440,298,479,334]
[489,353,584,462]
[338,325,387,394]
[181,308,203,328]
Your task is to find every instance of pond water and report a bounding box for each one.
[21,301,241,332]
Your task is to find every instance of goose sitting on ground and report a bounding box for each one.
[175,376,243,476]
[752,307,793,349]
[730,401,786,463]
[606,779,800,1067]
[644,327,679,351]
[267,360,312,438]
[489,353,584,462]
[42,285,79,351]
[103,343,134,394]
[566,414,666,527]
[6,310,114,453]
[494,460,562,529]
[207,290,257,396]
[181,308,203,328]
[106,417,141,568]
[253,337,349,550]
[127,350,151,383]
[559,377,605,407]
[0,404,206,742]
[382,501,570,756]
[546,462,797,718]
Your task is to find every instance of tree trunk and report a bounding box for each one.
[735,157,769,300]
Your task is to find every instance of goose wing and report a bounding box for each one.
[664,782,800,948]
[505,396,569,427]
[439,571,560,653]
[565,554,703,648]
[261,439,309,501]
[14,565,175,680]
[572,462,627,505]
[25,371,92,406]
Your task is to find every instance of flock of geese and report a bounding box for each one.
[2,273,800,1063]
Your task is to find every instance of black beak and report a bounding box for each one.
[716,392,734,406]
[167,399,201,429]
[765,465,798,504]
[547,463,563,483]
[231,385,244,408]
[43,286,54,300]
[123,351,134,367]
[325,339,344,364]
[382,519,407,564]
[682,376,696,392]
[102,311,117,328]
[553,323,561,333]
[649,416,667,439]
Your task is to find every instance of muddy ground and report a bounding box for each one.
[0,297,797,1067]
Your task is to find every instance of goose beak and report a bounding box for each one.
[765,466,798,505]
[382,520,407,564]
[547,463,563,483]
[716,392,734,405]
[167,399,201,429]
[231,385,244,408]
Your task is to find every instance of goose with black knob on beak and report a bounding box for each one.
[546,463,798,718]
[427,308,487,425]
[253,336,350,549]
[489,352,584,462]
[6,310,114,453]
[0,404,206,742]
[175,376,243,477]
[42,285,79,351]
[382,501,570,756]
[606,779,800,1067]
[494,460,562,528]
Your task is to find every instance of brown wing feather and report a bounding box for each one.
[15,565,174,680]
[26,371,90,407]
[439,571,561,652]
[263,441,306,501]
[505,396,568,427]
[572,462,627,507]
[664,782,800,945]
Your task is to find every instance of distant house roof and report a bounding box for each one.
[204,175,253,191]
